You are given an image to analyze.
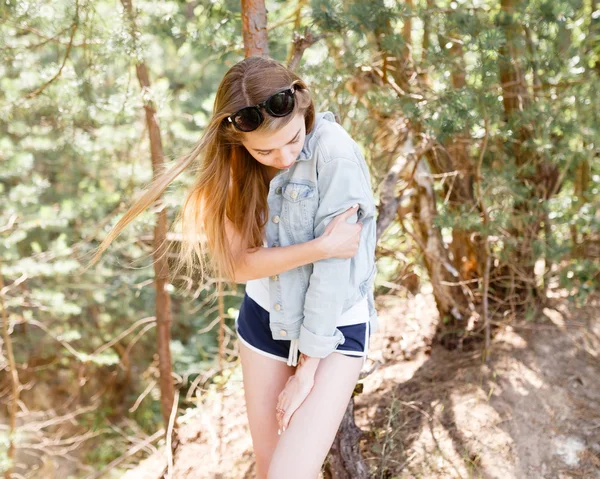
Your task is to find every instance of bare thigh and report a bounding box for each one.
[239,340,296,478]
[267,352,364,479]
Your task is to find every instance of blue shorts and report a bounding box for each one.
[235,292,371,367]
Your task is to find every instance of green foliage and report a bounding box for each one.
[1,0,598,475]
[0,0,244,473]
[559,258,600,306]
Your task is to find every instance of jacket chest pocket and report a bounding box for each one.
[281,180,317,241]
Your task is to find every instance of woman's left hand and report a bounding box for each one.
[276,372,315,433]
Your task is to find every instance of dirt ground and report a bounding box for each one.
[124,288,600,479]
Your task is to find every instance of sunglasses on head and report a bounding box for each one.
[226,83,299,132]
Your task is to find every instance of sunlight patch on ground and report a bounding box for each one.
[552,435,586,467]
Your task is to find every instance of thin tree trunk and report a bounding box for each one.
[241,0,269,57]
[324,399,369,479]
[120,0,175,431]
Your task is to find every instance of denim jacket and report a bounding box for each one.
[262,111,379,365]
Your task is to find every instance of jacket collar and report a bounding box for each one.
[296,111,336,162]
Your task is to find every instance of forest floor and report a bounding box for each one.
[125,288,600,479]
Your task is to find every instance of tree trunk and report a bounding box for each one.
[497,0,560,305]
[323,399,369,479]
[120,0,175,432]
[372,0,471,345]
[440,19,484,284]
[241,0,269,57]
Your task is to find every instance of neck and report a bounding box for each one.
[266,166,280,183]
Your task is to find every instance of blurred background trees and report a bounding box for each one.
[1,0,598,476]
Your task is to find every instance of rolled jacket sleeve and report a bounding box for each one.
[298,155,374,358]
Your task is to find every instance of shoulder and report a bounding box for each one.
[312,118,362,168]
[309,116,375,201]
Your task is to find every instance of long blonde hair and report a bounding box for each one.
[87,56,315,288]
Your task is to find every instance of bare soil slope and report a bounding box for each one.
[125,290,600,479]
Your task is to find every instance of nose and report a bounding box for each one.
[280,153,295,167]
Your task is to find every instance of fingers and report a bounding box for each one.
[276,398,295,432]
[276,376,302,433]
[277,405,291,432]
[282,410,292,431]
[276,405,284,432]
[276,384,290,432]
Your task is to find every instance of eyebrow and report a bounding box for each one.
[253,128,301,154]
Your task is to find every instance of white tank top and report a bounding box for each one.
[245,240,369,326]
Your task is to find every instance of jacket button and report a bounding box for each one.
[280,329,287,337]
[290,190,298,199]
[274,303,281,311]
[271,274,278,281]
[275,186,282,194]
[272,215,280,223]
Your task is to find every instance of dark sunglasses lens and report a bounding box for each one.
[267,90,295,116]
[233,107,261,132]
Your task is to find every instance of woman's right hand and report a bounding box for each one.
[316,204,363,259]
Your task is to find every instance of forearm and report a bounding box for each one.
[297,256,350,357]
[234,237,327,282]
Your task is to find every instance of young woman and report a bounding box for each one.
[90,55,378,478]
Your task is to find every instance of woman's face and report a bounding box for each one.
[241,112,306,171]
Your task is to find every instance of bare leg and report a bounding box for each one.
[239,340,297,479]
[266,352,364,479]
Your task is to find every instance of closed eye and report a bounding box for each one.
[254,128,301,156]
[257,138,300,156]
